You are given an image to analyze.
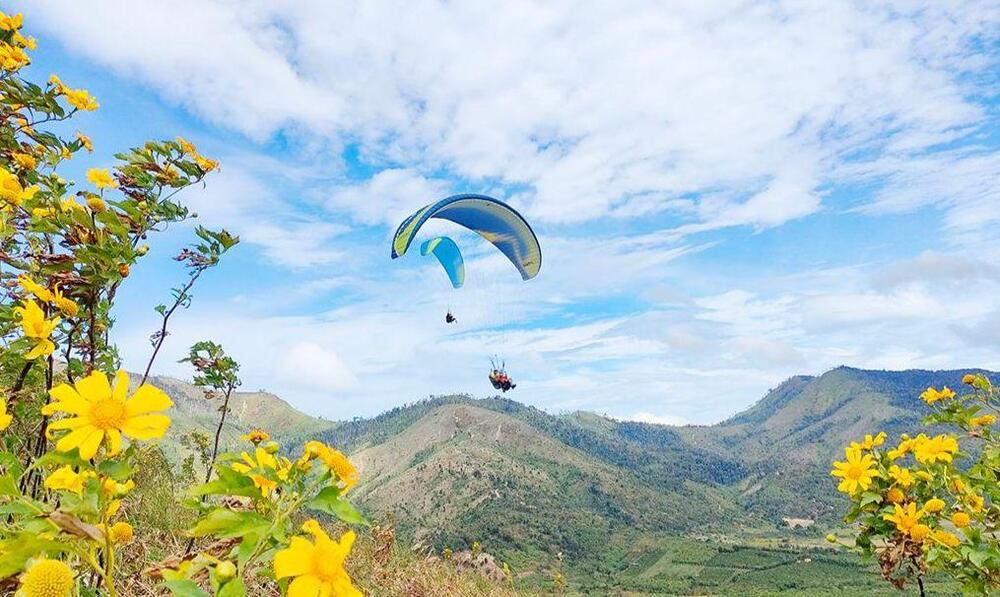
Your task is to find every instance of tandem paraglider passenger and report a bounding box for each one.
[489,362,516,392]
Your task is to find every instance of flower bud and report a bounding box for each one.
[263,441,280,454]
[137,244,150,256]
[825,534,837,543]
[86,197,106,212]
[118,264,130,277]
[215,561,237,580]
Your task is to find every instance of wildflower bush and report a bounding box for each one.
[0,12,364,597]
[832,373,1000,594]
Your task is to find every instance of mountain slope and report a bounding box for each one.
[347,402,747,559]
[160,365,989,571]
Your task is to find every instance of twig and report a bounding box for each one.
[141,271,203,385]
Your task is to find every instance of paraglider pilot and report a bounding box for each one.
[446,311,457,324]
[489,359,516,392]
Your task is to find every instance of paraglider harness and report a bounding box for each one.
[488,357,516,392]
[445,310,457,324]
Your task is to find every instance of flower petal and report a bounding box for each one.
[48,416,89,431]
[45,384,90,415]
[106,429,123,456]
[112,370,130,403]
[120,414,171,439]
[274,537,317,579]
[74,371,112,402]
[78,428,105,459]
[125,384,173,416]
[287,574,323,597]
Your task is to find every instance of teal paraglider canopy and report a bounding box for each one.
[420,236,465,288]
[391,194,541,281]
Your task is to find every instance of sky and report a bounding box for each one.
[16,0,1000,425]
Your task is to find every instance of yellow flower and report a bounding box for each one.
[0,11,23,31]
[108,522,133,543]
[18,276,53,303]
[101,477,135,498]
[13,300,58,359]
[75,132,93,152]
[194,154,219,172]
[32,207,56,218]
[970,414,996,427]
[49,74,66,92]
[860,432,887,450]
[13,32,35,50]
[915,470,934,482]
[952,511,971,527]
[0,166,38,207]
[950,478,966,493]
[60,198,82,212]
[231,447,280,495]
[831,446,879,496]
[0,400,11,431]
[888,465,914,488]
[17,559,74,597]
[86,168,116,190]
[273,520,361,597]
[241,429,270,444]
[921,386,955,405]
[885,488,905,504]
[910,524,931,542]
[923,498,946,513]
[298,441,359,491]
[12,152,36,170]
[966,493,985,513]
[64,88,99,111]
[43,466,94,496]
[912,434,959,465]
[933,529,961,547]
[42,370,173,460]
[86,197,106,213]
[0,42,29,71]
[883,502,925,536]
[175,136,197,155]
[962,374,977,385]
[50,288,79,318]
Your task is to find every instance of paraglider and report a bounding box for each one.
[420,236,465,289]
[391,194,541,280]
[391,194,541,391]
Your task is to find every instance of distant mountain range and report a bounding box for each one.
[157,366,990,584]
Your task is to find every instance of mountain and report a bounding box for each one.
[147,374,336,461]
[158,366,987,590]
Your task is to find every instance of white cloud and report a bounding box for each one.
[25,0,1000,232]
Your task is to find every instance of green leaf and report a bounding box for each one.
[306,487,368,526]
[236,531,263,570]
[191,509,270,539]
[97,459,133,481]
[0,474,19,497]
[162,580,211,597]
[217,578,247,597]
[859,492,881,507]
[0,534,69,577]
[968,549,992,568]
[30,449,87,471]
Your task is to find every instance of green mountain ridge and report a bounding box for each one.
[158,365,989,592]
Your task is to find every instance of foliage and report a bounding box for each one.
[0,12,364,597]
[832,373,1000,593]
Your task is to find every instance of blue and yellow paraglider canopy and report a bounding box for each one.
[420,236,465,288]
[391,194,541,280]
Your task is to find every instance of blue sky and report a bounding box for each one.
[17,1,1000,424]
